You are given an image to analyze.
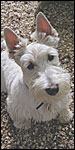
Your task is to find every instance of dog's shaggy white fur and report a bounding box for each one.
[1,12,73,129]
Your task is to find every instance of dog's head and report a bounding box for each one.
[4,12,70,104]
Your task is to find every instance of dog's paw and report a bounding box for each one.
[13,121,25,129]
[13,120,31,130]
[58,110,73,124]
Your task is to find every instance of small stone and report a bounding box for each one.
[42,136,46,141]
[41,142,44,146]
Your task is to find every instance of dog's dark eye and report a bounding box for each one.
[48,54,54,61]
[27,62,34,70]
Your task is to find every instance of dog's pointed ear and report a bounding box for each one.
[4,28,20,50]
[37,12,51,36]
[4,28,28,65]
[31,12,59,48]
[36,12,58,37]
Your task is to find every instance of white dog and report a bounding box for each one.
[1,12,73,129]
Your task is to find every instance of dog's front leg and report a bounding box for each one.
[6,96,31,129]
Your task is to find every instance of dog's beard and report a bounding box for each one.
[29,69,70,104]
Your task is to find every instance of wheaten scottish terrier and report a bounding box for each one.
[1,12,73,129]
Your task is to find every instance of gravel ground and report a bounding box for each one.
[1,1,74,149]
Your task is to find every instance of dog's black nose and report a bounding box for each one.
[45,84,59,95]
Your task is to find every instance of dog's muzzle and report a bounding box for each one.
[45,84,59,95]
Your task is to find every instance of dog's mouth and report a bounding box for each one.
[45,84,59,96]
[35,84,59,110]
